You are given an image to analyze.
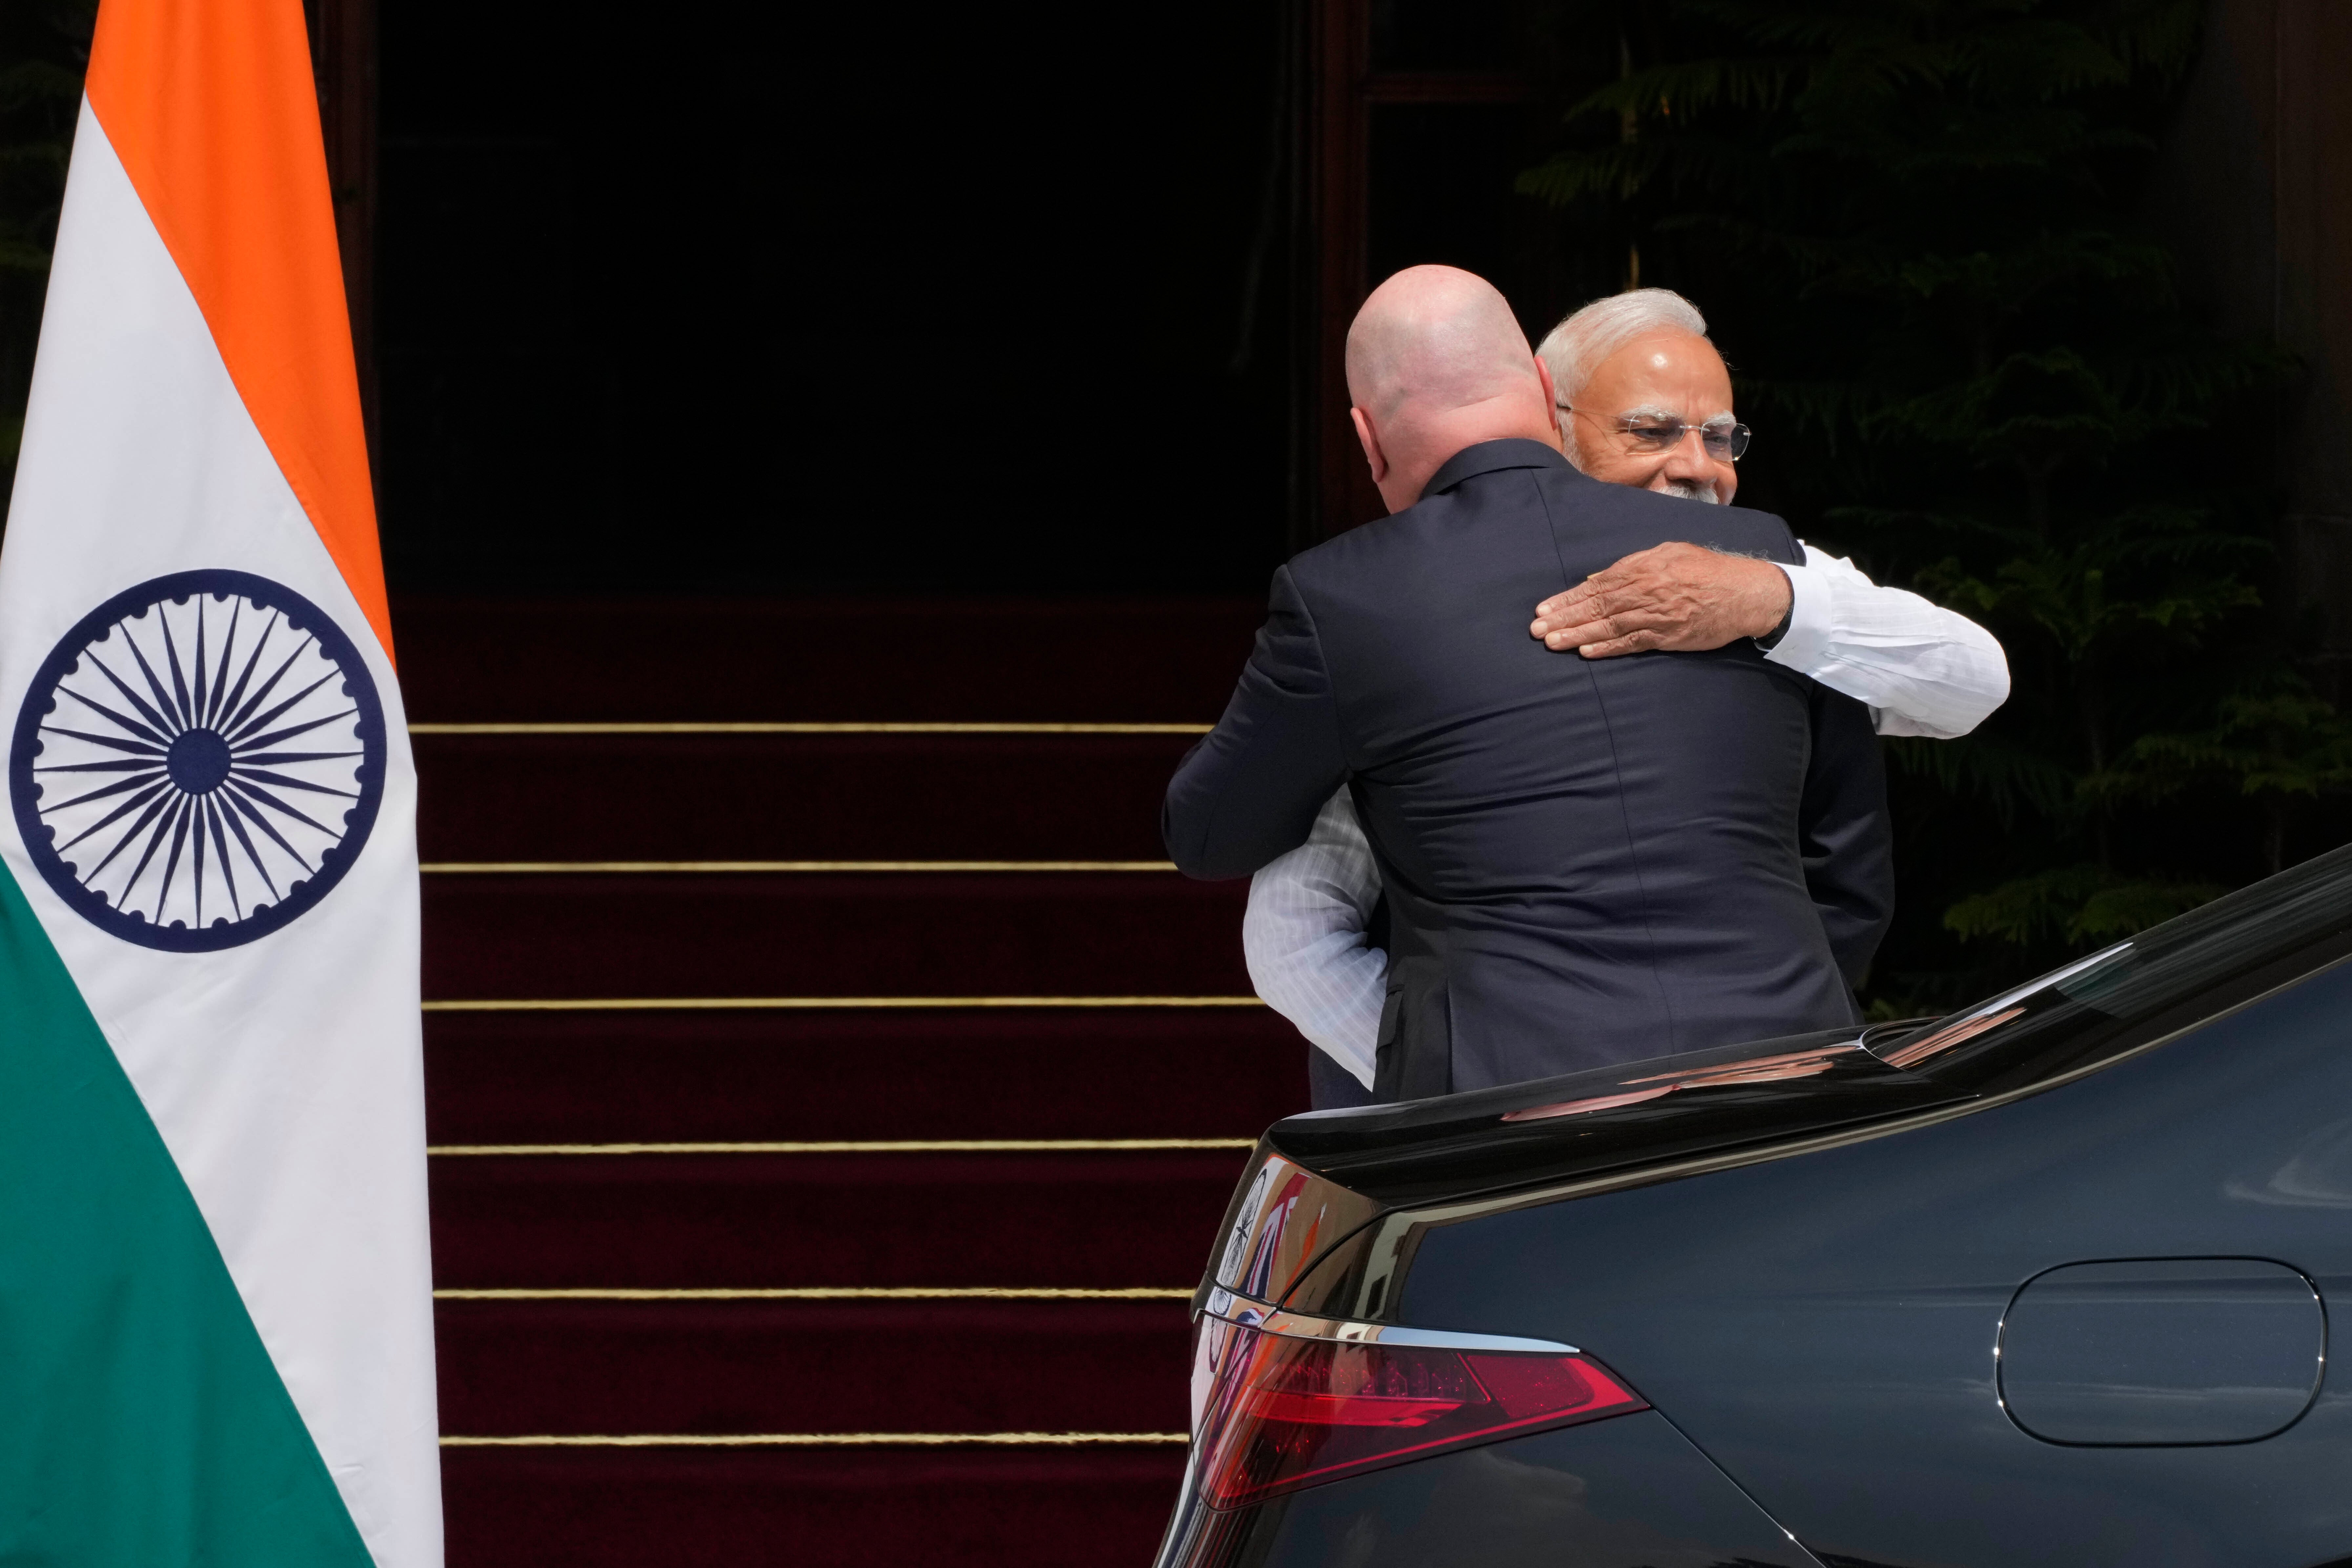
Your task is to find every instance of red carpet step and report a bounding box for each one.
[407,597,1293,1567]
[416,732,1198,862]
[428,1150,1252,1291]
[424,1008,1305,1144]
[441,1448,1185,1568]
[421,872,1252,999]
[435,1297,1193,1436]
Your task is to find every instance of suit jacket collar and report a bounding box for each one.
[1421,438,1579,501]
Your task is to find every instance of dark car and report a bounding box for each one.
[1155,844,2352,1568]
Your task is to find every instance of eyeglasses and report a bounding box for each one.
[1563,404,1751,462]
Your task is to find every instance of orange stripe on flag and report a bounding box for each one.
[84,0,393,662]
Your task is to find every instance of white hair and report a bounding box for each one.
[1536,288,1711,404]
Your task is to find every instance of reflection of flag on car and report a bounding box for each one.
[0,0,438,1563]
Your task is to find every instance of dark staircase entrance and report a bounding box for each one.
[403,600,1300,1565]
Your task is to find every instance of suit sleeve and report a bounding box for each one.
[1163,564,1351,880]
[1800,681,1895,989]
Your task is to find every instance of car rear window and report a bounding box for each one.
[1869,843,2352,1092]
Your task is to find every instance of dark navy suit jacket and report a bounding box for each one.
[1164,439,1892,1099]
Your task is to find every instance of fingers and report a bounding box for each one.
[1533,551,1662,621]
[1535,541,1702,618]
[1540,605,1686,652]
[1532,580,1600,624]
[1539,618,1621,651]
[1531,543,1724,647]
[1533,584,1649,642]
[1532,610,1600,642]
[1577,629,1668,659]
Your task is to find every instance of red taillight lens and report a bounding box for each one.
[1194,1325,1646,1509]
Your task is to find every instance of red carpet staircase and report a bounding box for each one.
[404,600,1303,1565]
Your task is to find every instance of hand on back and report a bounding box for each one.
[1530,541,1791,659]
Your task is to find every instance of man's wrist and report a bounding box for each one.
[1751,562,1796,648]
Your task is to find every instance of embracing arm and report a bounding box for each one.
[1528,540,2011,740]
[1163,565,1352,879]
[1244,790,1385,1089]
[1769,545,2010,739]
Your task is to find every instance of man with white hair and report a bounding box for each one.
[1247,287,2008,1105]
[1531,288,2007,693]
[1166,267,1918,1102]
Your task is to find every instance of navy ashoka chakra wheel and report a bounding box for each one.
[9,570,388,952]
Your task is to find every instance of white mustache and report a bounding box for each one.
[1657,478,1721,504]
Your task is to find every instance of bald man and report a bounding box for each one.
[1163,266,1878,1100]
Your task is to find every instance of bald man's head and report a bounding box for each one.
[1345,266,1560,514]
[1347,266,1538,420]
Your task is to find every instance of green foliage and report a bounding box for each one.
[1522,0,2339,1007]
[1943,863,2226,945]
[2094,675,2352,875]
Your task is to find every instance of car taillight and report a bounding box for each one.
[1193,1322,1646,1509]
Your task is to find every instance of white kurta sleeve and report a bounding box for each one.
[1767,542,2012,739]
[1243,788,1385,1089]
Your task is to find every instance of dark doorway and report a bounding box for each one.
[1303,0,1627,534]
[361,0,1659,593]
[376,0,1305,594]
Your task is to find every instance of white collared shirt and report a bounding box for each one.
[1242,544,2010,1088]
[1769,544,2009,739]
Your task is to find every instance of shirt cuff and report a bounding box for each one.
[1761,559,1835,674]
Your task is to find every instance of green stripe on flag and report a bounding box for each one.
[0,860,372,1564]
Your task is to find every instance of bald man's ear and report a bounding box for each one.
[1350,406,1390,485]
[1533,356,1564,449]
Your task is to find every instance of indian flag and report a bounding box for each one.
[0,0,439,1562]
